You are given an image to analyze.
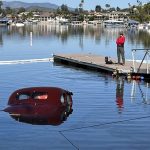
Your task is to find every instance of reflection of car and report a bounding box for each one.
[4,87,73,125]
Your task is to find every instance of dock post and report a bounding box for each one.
[146,51,149,74]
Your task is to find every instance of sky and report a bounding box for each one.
[4,0,150,10]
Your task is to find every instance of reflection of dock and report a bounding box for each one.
[53,53,150,80]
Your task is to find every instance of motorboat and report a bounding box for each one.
[0,17,9,26]
[138,22,150,30]
[104,20,125,28]
[4,87,73,125]
[15,22,24,27]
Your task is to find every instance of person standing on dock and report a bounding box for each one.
[116,32,125,65]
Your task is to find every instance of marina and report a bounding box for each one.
[0,22,150,150]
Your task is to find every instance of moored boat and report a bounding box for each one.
[0,17,9,26]
[138,22,150,30]
[104,20,125,28]
[15,22,24,27]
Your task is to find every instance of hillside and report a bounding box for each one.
[2,1,59,10]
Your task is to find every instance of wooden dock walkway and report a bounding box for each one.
[53,53,150,80]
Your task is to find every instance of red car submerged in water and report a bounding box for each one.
[4,87,73,125]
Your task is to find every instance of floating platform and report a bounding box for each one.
[53,53,150,81]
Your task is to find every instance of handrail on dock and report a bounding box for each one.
[131,49,150,74]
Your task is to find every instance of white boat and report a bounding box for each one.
[0,17,9,26]
[88,21,98,26]
[104,20,125,28]
[127,19,139,29]
[15,22,24,27]
[59,18,69,25]
[138,24,146,30]
[71,21,83,26]
[138,22,150,30]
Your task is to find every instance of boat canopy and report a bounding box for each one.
[0,17,9,22]
[104,20,124,23]
[128,19,139,26]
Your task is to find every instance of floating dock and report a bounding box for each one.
[53,53,150,81]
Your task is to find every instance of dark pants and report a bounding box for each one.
[117,46,125,64]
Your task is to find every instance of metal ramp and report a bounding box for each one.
[132,49,150,74]
[131,49,150,80]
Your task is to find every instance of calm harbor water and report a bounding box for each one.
[0,24,150,150]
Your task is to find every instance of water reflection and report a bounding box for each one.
[115,78,150,114]
[8,106,73,125]
[0,26,8,46]
[131,81,150,105]
[0,33,3,46]
[115,78,124,113]
[127,29,150,48]
[0,24,149,48]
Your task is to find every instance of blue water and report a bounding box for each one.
[0,24,150,150]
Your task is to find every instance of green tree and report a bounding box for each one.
[27,12,33,19]
[0,0,3,14]
[95,5,101,12]
[61,4,69,13]
[79,3,83,13]
[143,3,150,15]
[18,7,26,14]
[56,7,61,14]
[78,14,84,21]
[105,4,110,10]
[5,7,13,14]
[130,3,150,23]
[21,13,27,20]
[75,8,79,13]
[128,2,150,23]
[88,16,94,21]
[109,7,116,12]
[116,7,121,11]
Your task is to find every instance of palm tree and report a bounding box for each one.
[79,3,82,9]
[81,0,84,3]
[105,4,110,10]
[79,0,84,13]
[95,5,102,12]
[137,0,142,6]
[0,0,2,8]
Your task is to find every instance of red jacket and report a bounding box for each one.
[116,35,125,47]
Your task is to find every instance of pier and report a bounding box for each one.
[53,53,150,81]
